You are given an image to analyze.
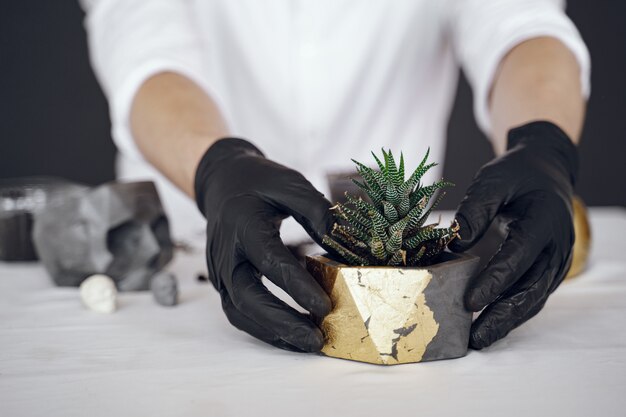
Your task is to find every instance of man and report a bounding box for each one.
[81,0,590,352]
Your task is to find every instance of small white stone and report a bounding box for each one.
[80,274,117,313]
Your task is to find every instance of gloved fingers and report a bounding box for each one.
[206,270,219,290]
[242,220,332,318]
[270,172,335,244]
[465,201,550,312]
[469,251,555,350]
[220,288,305,352]
[514,295,549,329]
[548,235,575,295]
[449,165,506,252]
[229,261,325,353]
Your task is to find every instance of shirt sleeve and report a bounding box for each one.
[80,0,223,161]
[447,0,591,136]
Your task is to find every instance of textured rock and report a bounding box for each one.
[150,271,178,306]
[80,274,117,313]
[306,252,479,365]
[32,181,173,290]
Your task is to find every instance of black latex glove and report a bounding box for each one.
[449,121,579,350]
[194,138,334,352]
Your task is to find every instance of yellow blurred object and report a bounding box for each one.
[565,196,592,280]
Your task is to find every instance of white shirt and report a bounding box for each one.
[81,0,590,245]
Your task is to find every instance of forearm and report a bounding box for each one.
[130,72,229,197]
[489,37,586,154]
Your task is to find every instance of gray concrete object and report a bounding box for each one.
[0,177,86,261]
[150,271,178,306]
[32,181,173,290]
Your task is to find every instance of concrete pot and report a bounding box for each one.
[305,252,479,365]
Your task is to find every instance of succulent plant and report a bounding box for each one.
[322,148,460,267]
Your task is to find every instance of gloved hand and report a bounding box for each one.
[194,138,334,352]
[449,121,579,349]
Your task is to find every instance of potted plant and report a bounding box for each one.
[306,149,479,365]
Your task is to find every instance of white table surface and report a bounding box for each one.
[1,208,625,417]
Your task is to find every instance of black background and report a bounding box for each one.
[1,1,625,208]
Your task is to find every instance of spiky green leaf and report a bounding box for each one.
[371,151,386,173]
[333,223,370,243]
[403,226,455,250]
[412,191,447,231]
[370,237,387,260]
[397,191,411,218]
[345,192,374,211]
[385,176,400,205]
[331,224,369,252]
[333,203,370,230]
[323,235,368,265]
[409,180,453,207]
[383,149,402,187]
[400,147,431,192]
[388,249,404,266]
[382,200,398,223]
[368,208,389,242]
[385,229,403,254]
[407,246,426,266]
[331,148,455,267]
[401,197,429,234]
[402,163,437,194]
